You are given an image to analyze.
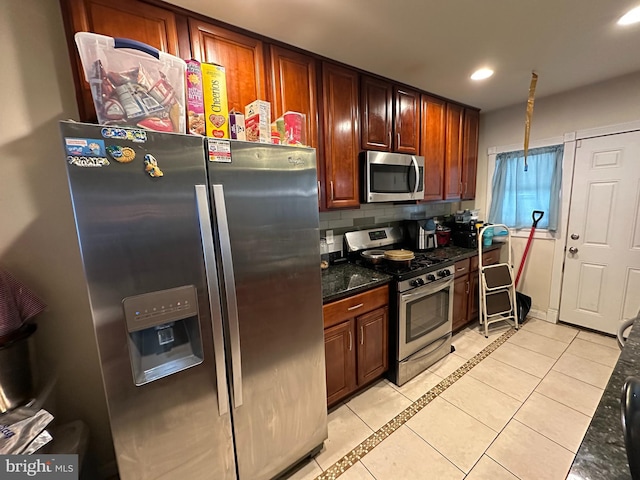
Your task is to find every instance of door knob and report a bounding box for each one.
[569,247,578,254]
[571,233,580,240]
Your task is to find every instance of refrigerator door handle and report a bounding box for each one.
[195,185,230,417]
[212,184,244,408]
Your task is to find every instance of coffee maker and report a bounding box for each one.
[406,219,437,250]
[447,218,480,248]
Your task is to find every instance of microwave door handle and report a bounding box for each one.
[212,184,243,409]
[411,156,420,195]
[195,185,230,417]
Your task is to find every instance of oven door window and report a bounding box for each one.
[406,288,449,343]
[371,164,424,193]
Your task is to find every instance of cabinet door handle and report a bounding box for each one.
[466,281,470,294]
[396,132,400,147]
[330,181,335,201]
[347,303,364,311]
[348,331,352,351]
[317,181,321,204]
[457,267,466,273]
[459,181,463,195]
[360,325,364,345]
[388,131,392,148]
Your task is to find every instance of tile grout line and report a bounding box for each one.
[313,327,517,480]
[480,329,610,479]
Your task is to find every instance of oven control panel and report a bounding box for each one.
[399,265,453,293]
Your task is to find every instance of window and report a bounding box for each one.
[488,145,563,231]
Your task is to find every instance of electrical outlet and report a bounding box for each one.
[326,230,334,245]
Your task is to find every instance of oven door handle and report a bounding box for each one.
[411,156,420,195]
[400,279,452,301]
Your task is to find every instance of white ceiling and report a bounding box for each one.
[166,0,640,112]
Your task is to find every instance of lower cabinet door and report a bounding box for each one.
[452,274,469,331]
[324,319,357,406]
[356,306,388,385]
[468,272,480,322]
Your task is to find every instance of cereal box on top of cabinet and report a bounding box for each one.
[245,100,271,143]
[74,32,186,133]
[201,62,229,139]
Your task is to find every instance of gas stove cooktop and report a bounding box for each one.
[344,226,455,282]
[354,252,448,280]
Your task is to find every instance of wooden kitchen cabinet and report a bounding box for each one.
[420,94,447,201]
[462,108,480,200]
[444,103,464,200]
[452,248,502,332]
[60,0,182,122]
[321,62,360,209]
[360,75,393,151]
[268,45,318,149]
[394,86,420,154]
[452,258,470,332]
[189,19,267,114]
[323,286,389,406]
[356,307,389,385]
[324,320,357,406]
[360,77,419,155]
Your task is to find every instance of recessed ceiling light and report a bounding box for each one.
[470,68,494,81]
[618,6,640,25]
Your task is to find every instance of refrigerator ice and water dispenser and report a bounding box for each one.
[122,285,203,386]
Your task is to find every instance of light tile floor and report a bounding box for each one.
[284,318,620,480]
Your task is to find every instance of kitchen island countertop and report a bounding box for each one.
[567,318,639,480]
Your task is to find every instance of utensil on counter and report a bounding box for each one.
[361,249,386,265]
[384,249,415,267]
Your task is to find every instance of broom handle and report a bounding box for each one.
[515,211,544,288]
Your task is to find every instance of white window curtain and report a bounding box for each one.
[488,145,563,231]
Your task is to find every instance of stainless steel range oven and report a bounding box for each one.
[395,268,453,386]
[344,227,454,387]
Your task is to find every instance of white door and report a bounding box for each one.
[560,130,640,334]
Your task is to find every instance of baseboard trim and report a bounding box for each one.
[528,309,549,322]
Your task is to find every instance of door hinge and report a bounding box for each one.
[576,140,582,148]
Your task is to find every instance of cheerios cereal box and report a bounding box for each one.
[201,62,229,138]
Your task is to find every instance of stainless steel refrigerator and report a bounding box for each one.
[60,121,327,480]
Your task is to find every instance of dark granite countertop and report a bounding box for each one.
[567,320,639,480]
[322,264,392,304]
[321,244,502,304]
[425,243,502,263]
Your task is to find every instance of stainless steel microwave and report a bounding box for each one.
[362,151,425,203]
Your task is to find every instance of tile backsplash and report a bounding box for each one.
[319,202,455,255]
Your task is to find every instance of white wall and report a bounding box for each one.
[470,71,640,318]
[0,0,114,474]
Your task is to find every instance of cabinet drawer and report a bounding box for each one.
[483,249,501,266]
[470,248,501,271]
[454,258,470,278]
[323,285,388,328]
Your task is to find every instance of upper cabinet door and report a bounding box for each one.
[360,76,393,152]
[462,109,480,200]
[444,103,464,200]
[189,19,266,114]
[61,0,180,122]
[268,45,318,149]
[321,62,360,209]
[420,95,446,201]
[393,87,420,155]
